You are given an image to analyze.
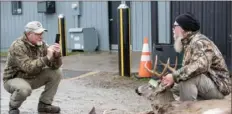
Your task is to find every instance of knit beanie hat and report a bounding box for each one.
[175,12,200,32]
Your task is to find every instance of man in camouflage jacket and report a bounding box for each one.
[162,13,231,101]
[3,21,62,114]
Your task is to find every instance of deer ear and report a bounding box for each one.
[88,107,96,114]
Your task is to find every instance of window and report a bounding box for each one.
[11,1,22,15]
[157,1,171,44]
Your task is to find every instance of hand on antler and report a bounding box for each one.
[162,74,174,87]
[161,56,178,87]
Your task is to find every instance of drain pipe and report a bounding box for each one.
[71,1,81,28]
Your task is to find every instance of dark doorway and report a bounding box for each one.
[108,1,130,50]
[227,2,232,70]
[170,1,232,70]
[151,1,182,70]
[151,1,231,71]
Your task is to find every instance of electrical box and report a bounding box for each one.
[68,27,99,52]
[37,1,56,14]
[71,2,81,15]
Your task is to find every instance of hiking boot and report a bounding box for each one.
[9,105,19,114]
[37,101,60,113]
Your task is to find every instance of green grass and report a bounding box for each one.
[130,72,154,82]
[67,51,81,56]
[0,52,8,57]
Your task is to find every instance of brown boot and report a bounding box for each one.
[37,101,60,113]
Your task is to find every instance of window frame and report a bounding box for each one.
[11,1,22,15]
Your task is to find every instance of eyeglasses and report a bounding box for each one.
[172,24,179,28]
[34,33,43,36]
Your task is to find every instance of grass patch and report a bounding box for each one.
[0,52,8,57]
[67,51,81,56]
[130,72,155,82]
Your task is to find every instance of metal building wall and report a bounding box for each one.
[170,1,232,70]
[227,2,232,70]
[0,1,156,52]
[0,1,109,51]
[79,2,109,51]
[131,1,152,51]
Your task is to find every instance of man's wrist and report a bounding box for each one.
[46,55,52,60]
[54,52,61,58]
[172,71,179,83]
[41,56,49,66]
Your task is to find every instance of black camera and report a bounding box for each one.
[55,34,60,43]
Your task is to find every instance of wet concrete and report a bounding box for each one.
[1,70,151,114]
[0,51,152,114]
[61,51,141,73]
[62,69,89,79]
[1,51,142,78]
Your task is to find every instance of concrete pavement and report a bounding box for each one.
[1,51,143,79]
[0,51,152,114]
[1,51,142,74]
[61,51,142,73]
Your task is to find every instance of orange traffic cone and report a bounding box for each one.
[138,37,152,78]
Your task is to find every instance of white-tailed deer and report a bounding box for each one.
[135,55,178,114]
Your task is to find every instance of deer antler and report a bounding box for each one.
[160,56,178,73]
[144,55,170,78]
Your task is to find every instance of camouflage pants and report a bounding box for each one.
[171,74,224,101]
[3,68,62,109]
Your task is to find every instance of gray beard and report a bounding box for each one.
[36,41,43,46]
[174,36,183,53]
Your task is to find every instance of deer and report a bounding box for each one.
[87,55,230,114]
[135,55,179,114]
[135,55,231,114]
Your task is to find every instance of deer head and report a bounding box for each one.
[135,55,178,98]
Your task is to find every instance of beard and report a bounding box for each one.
[36,41,43,46]
[173,34,183,53]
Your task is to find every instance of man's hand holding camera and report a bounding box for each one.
[47,43,61,60]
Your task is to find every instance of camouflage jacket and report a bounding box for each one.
[3,33,62,81]
[172,32,231,96]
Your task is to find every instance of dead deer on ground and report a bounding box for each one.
[135,55,178,114]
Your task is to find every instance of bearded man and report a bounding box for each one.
[162,13,231,101]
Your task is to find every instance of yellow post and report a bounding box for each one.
[58,14,67,56]
[118,2,131,77]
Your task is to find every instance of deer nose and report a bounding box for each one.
[135,88,142,96]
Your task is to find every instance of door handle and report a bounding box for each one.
[109,19,113,21]
[155,45,163,51]
[229,34,232,42]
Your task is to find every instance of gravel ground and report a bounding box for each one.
[1,71,152,114]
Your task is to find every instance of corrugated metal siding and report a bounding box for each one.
[227,2,232,70]
[0,1,109,51]
[158,1,170,44]
[170,1,232,69]
[80,2,109,51]
[1,2,57,51]
[170,2,229,48]
[1,1,154,52]
[131,1,152,51]
[151,1,158,46]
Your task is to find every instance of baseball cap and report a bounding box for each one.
[25,21,47,34]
